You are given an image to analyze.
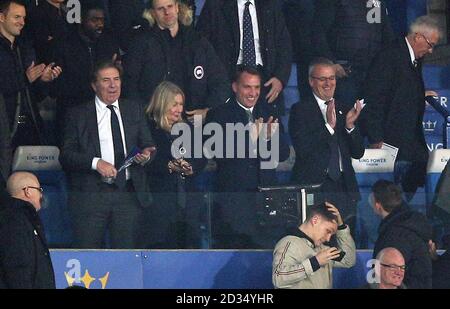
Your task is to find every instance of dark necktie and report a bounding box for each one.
[325,100,341,181]
[246,109,254,123]
[107,105,126,188]
[242,1,256,67]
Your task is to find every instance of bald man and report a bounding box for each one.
[362,247,407,289]
[0,172,55,289]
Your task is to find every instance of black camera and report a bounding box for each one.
[331,250,346,262]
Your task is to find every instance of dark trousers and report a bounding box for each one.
[318,175,357,227]
[70,181,142,249]
[257,65,286,118]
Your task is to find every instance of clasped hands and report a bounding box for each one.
[168,158,193,176]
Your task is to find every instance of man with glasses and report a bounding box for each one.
[362,15,441,201]
[0,171,55,288]
[361,247,407,289]
[370,180,432,289]
[289,57,364,232]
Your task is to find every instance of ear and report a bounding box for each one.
[0,13,5,23]
[308,77,314,88]
[232,81,238,94]
[311,215,319,226]
[91,82,96,92]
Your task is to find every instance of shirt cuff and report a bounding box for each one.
[309,256,321,272]
[92,157,101,170]
[338,224,347,230]
[325,123,335,135]
[345,127,355,134]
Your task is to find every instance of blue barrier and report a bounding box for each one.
[50,250,374,289]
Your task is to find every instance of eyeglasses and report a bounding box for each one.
[380,263,406,271]
[23,186,44,193]
[417,33,435,50]
[311,76,336,82]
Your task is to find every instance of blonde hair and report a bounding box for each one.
[146,81,185,132]
[143,0,194,27]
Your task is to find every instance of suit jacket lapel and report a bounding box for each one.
[87,101,101,157]
[117,99,130,153]
[254,0,266,50]
[223,0,240,57]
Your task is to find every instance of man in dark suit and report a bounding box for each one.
[206,65,290,248]
[312,0,395,113]
[197,0,292,118]
[289,58,364,225]
[60,61,156,249]
[362,15,441,201]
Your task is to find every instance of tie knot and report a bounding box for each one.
[245,0,252,7]
[325,99,334,105]
[107,105,115,112]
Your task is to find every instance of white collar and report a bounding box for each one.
[236,100,254,113]
[405,37,416,64]
[95,96,119,110]
[238,0,255,6]
[313,93,331,107]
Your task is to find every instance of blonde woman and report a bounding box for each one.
[143,81,205,248]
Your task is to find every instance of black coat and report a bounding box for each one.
[147,120,206,194]
[206,98,290,193]
[373,203,433,289]
[0,94,11,185]
[0,198,55,289]
[51,29,120,108]
[123,25,229,112]
[25,0,71,63]
[312,0,395,72]
[289,96,364,201]
[0,35,37,127]
[59,99,155,208]
[362,39,427,164]
[432,250,450,289]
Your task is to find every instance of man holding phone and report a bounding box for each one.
[272,202,356,289]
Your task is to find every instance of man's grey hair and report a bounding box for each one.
[308,57,335,77]
[409,15,442,38]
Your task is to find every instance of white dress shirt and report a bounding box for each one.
[313,93,351,172]
[405,37,416,65]
[91,96,129,179]
[237,0,263,66]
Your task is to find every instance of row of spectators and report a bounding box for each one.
[1,0,449,289]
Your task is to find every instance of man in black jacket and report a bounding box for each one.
[0,171,55,289]
[289,58,364,226]
[0,0,62,147]
[371,179,432,289]
[206,65,290,248]
[363,15,441,201]
[51,1,119,144]
[196,0,292,118]
[60,61,156,249]
[123,0,229,123]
